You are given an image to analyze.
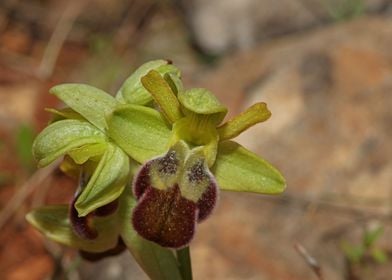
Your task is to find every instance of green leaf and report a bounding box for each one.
[364,226,383,248]
[33,119,106,167]
[26,205,119,252]
[178,88,227,124]
[119,189,182,280]
[75,143,130,216]
[141,70,182,124]
[371,248,388,264]
[107,104,171,163]
[117,60,180,105]
[341,242,364,263]
[212,141,286,194]
[50,84,118,131]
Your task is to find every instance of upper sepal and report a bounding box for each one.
[212,141,286,194]
[178,88,227,125]
[117,60,181,105]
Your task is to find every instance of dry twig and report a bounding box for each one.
[295,242,324,280]
[37,0,88,79]
[0,159,60,230]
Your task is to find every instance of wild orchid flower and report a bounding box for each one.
[107,70,286,248]
[26,60,286,279]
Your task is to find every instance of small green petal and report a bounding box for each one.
[33,119,106,167]
[75,143,130,216]
[50,84,118,131]
[178,88,227,124]
[117,60,181,105]
[141,70,183,124]
[107,104,171,163]
[218,102,271,141]
[59,156,80,179]
[45,107,85,122]
[68,142,107,165]
[26,205,119,252]
[119,188,182,280]
[164,72,183,96]
[213,141,286,194]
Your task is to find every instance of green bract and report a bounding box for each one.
[27,60,286,279]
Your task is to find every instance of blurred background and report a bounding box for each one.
[1,0,392,279]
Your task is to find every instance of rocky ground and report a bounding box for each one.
[193,16,392,280]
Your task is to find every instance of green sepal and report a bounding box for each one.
[45,107,85,122]
[212,141,286,194]
[75,143,130,216]
[117,60,181,105]
[50,84,118,131]
[33,119,106,167]
[107,104,171,163]
[119,188,182,280]
[178,88,227,124]
[26,205,119,252]
[141,70,182,124]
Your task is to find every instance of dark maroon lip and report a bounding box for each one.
[131,146,218,248]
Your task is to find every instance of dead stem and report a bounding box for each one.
[0,159,60,230]
[295,242,324,280]
[37,0,88,79]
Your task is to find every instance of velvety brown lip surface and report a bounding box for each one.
[132,185,197,248]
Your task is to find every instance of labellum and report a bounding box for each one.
[132,141,218,248]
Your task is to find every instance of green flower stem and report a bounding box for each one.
[177,246,193,280]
